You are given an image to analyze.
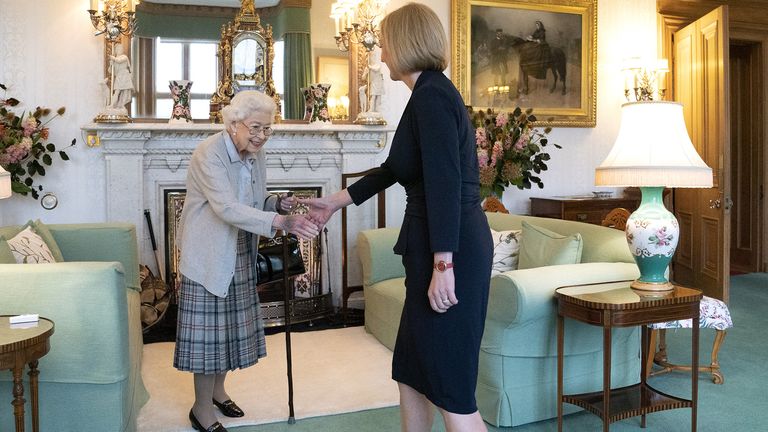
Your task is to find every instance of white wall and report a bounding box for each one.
[0,0,657,229]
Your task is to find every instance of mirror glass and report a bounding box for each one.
[131,0,350,121]
[232,32,267,92]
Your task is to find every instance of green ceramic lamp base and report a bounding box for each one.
[626,187,679,293]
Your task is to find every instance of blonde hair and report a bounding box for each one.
[380,3,448,76]
[221,91,276,128]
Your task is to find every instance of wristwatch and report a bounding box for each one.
[433,260,454,272]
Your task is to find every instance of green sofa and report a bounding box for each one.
[357,213,642,427]
[0,223,149,432]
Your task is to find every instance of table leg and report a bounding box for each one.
[557,313,564,432]
[28,360,40,432]
[603,325,611,432]
[692,310,699,432]
[641,326,648,428]
[12,365,25,432]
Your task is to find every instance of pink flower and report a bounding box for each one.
[23,116,37,137]
[475,128,487,148]
[477,149,489,168]
[319,108,329,119]
[495,112,508,127]
[514,132,529,151]
[490,141,503,167]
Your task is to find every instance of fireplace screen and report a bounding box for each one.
[164,187,331,326]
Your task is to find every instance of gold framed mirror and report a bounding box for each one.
[209,1,280,122]
[113,0,368,123]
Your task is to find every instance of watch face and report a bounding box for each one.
[436,261,446,272]
[41,193,58,210]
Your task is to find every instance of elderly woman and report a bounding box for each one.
[174,90,318,432]
[302,4,492,431]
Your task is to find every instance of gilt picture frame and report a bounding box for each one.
[451,0,597,127]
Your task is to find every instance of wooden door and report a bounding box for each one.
[671,6,731,302]
[729,42,762,273]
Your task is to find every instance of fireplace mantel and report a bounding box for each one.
[83,122,393,307]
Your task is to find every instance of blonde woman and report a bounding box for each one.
[302,4,492,431]
[174,91,318,432]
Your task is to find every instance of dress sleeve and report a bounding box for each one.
[413,85,462,253]
[347,163,397,206]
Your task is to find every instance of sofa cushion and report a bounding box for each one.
[518,221,583,269]
[490,229,521,276]
[0,237,15,263]
[6,225,58,263]
[0,219,65,263]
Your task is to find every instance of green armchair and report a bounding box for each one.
[0,223,148,432]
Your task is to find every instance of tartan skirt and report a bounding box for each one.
[173,230,267,374]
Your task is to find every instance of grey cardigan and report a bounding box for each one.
[177,131,278,297]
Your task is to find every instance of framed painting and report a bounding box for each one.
[451,0,597,127]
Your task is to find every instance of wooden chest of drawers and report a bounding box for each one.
[529,196,640,225]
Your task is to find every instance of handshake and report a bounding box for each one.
[271,192,343,241]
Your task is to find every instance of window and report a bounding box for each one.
[154,38,217,120]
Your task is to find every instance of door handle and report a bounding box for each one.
[708,199,721,209]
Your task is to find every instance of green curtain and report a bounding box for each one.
[283,32,312,120]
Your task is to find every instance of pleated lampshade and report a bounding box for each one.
[0,166,11,199]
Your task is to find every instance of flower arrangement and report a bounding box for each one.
[470,107,560,198]
[0,83,75,199]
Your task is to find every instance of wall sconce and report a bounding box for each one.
[622,58,669,102]
[331,0,388,53]
[88,0,138,123]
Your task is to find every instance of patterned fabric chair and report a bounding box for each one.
[647,296,733,384]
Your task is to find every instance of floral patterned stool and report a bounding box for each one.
[646,296,733,384]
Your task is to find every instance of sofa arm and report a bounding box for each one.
[488,262,640,326]
[49,223,140,292]
[357,227,405,287]
[0,262,131,384]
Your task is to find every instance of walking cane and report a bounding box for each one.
[282,232,296,424]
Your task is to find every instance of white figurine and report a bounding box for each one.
[364,48,384,114]
[109,43,134,109]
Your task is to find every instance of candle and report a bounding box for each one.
[90,0,98,10]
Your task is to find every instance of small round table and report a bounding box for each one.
[0,316,54,432]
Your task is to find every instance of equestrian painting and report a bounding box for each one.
[453,0,597,127]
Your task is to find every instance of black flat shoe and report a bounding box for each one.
[212,398,245,418]
[189,409,227,432]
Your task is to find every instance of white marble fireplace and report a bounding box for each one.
[83,122,392,307]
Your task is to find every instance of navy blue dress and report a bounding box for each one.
[348,70,493,414]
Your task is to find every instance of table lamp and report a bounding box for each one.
[595,101,713,293]
[0,166,11,199]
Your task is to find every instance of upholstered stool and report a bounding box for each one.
[647,296,733,384]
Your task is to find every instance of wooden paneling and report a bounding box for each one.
[669,7,730,301]
[729,42,762,273]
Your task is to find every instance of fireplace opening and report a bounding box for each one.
[163,187,332,327]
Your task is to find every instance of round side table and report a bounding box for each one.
[0,316,55,432]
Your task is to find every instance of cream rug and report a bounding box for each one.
[137,326,399,431]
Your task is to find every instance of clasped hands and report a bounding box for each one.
[297,194,458,313]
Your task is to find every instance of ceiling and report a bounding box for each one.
[142,0,281,8]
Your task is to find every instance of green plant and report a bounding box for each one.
[470,106,560,198]
[0,83,75,199]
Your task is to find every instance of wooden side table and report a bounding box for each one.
[0,316,54,432]
[555,282,701,432]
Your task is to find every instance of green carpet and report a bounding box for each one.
[231,273,768,431]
